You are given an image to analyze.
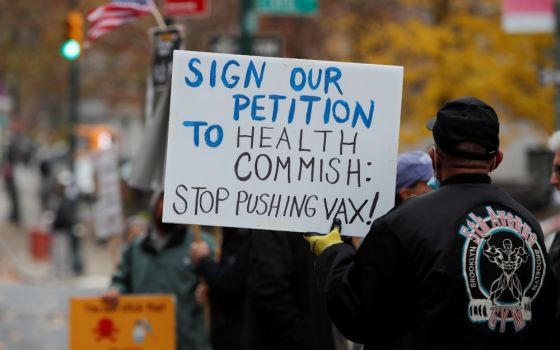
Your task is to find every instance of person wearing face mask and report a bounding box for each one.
[102,190,216,350]
[351,151,434,250]
[305,97,558,350]
[395,150,433,206]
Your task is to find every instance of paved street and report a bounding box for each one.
[0,283,101,350]
[0,164,118,349]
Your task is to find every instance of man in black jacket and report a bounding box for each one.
[546,130,560,337]
[249,230,339,350]
[306,97,558,349]
[52,170,82,275]
[191,227,252,350]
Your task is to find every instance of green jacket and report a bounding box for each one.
[110,226,215,350]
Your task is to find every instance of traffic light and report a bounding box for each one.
[61,11,84,60]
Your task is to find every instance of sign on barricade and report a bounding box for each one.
[69,295,175,350]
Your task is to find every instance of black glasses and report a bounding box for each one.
[553,165,560,177]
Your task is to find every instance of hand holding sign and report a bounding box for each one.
[101,288,121,309]
[191,240,210,264]
[304,218,343,256]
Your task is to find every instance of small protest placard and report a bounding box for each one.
[69,295,175,350]
[163,51,403,236]
[151,25,184,89]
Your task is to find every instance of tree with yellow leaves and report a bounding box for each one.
[322,0,554,146]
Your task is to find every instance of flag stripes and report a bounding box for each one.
[85,0,154,47]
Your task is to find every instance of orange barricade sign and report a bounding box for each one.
[69,295,176,350]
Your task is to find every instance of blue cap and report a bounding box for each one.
[396,151,433,192]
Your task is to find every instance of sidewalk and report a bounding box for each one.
[0,164,117,289]
[0,165,122,349]
[0,223,117,288]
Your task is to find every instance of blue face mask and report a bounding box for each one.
[427,147,440,190]
[427,176,441,189]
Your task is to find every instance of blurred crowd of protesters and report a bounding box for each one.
[97,149,435,350]
[103,191,216,350]
[1,131,87,276]
[5,102,560,350]
[50,170,82,275]
[100,100,560,350]
[0,126,150,277]
[1,132,36,225]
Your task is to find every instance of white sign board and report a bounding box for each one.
[163,50,403,237]
[92,148,124,239]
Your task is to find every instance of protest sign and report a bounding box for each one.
[151,25,184,89]
[92,147,124,240]
[69,295,175,350]
[163,51,403,236]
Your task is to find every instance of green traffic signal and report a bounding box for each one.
[61,39,81,60]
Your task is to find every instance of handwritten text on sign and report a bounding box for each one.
[69,295,175,350]
[163,51,403,236]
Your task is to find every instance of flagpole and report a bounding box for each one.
[150,1,167,29]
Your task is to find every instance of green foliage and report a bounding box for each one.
[0,0,555,148]
[0,0,152,131]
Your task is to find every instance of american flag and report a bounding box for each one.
[85,0,154,47]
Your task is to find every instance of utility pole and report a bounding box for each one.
[68,0,80,169]
[69,56,79,168]
[240,0,254,55]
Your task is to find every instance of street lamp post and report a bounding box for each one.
[67,0,80,168]
[240,0,253,55]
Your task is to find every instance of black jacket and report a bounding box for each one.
[317,174,558,349]
[248,230,336,350]
[196,228,251,350]
[547,232,560,344]
[53,191,78,231]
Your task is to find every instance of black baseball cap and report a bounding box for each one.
[426,96,499,160]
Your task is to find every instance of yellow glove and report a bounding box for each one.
[304,218,343,256]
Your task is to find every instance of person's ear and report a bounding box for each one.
[399,188,413,201]
[428,146,437,168]
[428,146,437,172]
[428,146,436,160]
[490,150,503,172]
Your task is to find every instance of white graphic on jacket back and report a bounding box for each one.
[459,206,546,333]
[484,239,529,303]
